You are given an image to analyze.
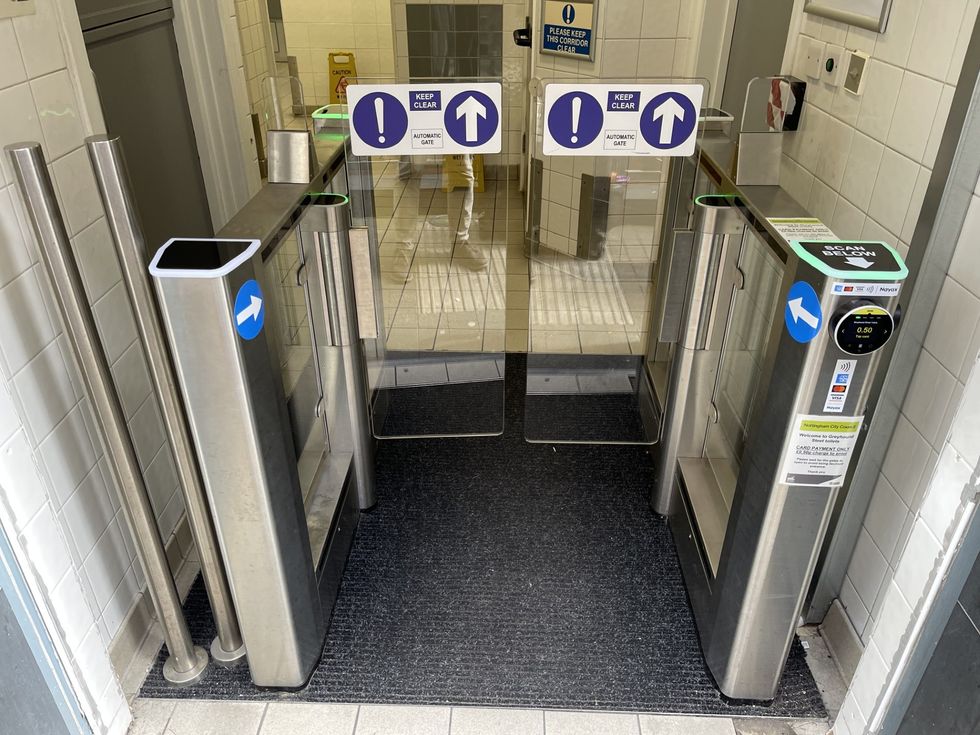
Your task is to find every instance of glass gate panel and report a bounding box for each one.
[345,77,523,438]
[524,78,708,444]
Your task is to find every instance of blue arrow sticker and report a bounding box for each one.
[444,90,499,147]
[640,91,698,150]
[234,279,265,341]
[785,281,823,343]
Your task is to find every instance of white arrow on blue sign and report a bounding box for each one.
[347,83,502,156]
[784,281,823,344]
[234,279,265,341]
[542,83,704,157]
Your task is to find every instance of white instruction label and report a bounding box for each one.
[823,359,856,413]
[831,282,902,298]
[768,217,837,243]
[780,414,863,487]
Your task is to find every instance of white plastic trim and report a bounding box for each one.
[149,238,261,279]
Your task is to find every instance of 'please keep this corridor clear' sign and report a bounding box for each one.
[541,0,597,60]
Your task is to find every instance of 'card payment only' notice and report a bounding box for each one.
[780,415,863,487]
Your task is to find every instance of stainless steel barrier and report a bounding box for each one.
[150,237,324,688]
[652,195,744,517]
[650,152,910,699]
[297,193,376,510]
[5,142,208,685]
[85,135,246,664]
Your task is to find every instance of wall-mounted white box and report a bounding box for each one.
[844,50,870,96]
[805,38,827,80]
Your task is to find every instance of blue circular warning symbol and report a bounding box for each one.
[351,92,408,149]
[784,281,823,344]
[640,92,698,150]
[562,3,576,23]
[234,279,265,341]
[547,91,603,149]
[444,91,499,148]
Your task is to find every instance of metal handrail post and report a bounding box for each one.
[5,142,208,685]
[85,135,245,663]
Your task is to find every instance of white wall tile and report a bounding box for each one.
[0,268,58,374]
[907,0,970,80]
[10,0,67,78]
[856,61,904,143]
[868,149,919,236]
[849,528,890,611]
[893,519,942,602]
[950,367,980,465]
[886,72,943,162]
[110,341,152,418]
[863,476,909,561]
[0,186,36,288]
[874,0,921,67]
[0,430,48,528]
[49,570,96,650]
[30,70,85,161]
[11,338,78,441]
[839,573,871,635]
[881,415,932,506]
[38,403,98,508]
[50,146,103,236]
[949,194,980,297]
[62,464,115,563]
[74,625,116,709]
[839,132,884,211]
[20,502,73,583]
[71,218,121,304]
[902,350,956,446]
[924,277,980,374]
[919,444,972,541]
[850,640,889,720]
[143,445,178,517]
[0,83,43,183]
[91,282,137,364]
[0,21,27,91]
[127,397,166,471]
[83,518,132,611]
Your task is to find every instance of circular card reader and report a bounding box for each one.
[832,300,895,355]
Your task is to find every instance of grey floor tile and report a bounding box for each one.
[731,719,830,735]
[165,700,267,735]
[260,703,359,734]
[356,704,451,735]
[545,711,641,735]
[129,699,176,735]
[638,715,736,734]
[451,706,544,734]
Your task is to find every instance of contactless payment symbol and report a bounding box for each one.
[351,92,408,149]
[234,279,265,341]
[547,91,604,149]
[444,91,499,147]
[785,281,823,343]
[640,92,698,150]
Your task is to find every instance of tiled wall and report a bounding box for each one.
[406,4,503,79]
[834,208,980,731]
[282,0,396,107]
[233,0,276,158]
[532,0,703,258]
[391,0,526,170]
[0,1,200,732]
[780,0,980,648]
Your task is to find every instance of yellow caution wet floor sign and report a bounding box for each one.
[329,52,357,105]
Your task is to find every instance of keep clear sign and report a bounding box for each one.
[780,414,864,487]
[347,83,502,156]
[542,83,704,156]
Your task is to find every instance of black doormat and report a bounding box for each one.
[140,354,826,718]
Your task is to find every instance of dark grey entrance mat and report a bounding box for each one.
[140,355,826,718]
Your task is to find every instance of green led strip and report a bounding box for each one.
[790,240,909,281]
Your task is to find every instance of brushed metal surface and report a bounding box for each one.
[6,142,208,683]
[153,244,324,688]
[267,129,318,184]
[86,135,245,663]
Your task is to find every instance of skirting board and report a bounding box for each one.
[107,514,196,689]
[819,598,865,684]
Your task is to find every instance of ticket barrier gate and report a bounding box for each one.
[150,194,371,688]
[650,187,908,700]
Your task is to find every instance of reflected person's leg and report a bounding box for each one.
[455,155,486,269]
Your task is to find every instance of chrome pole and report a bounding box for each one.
[300,193,376,509]
[85,135,246,664]
[5,142,208,685]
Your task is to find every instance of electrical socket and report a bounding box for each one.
[0,0,35,19]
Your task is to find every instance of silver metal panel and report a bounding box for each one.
[268,130,318,185]
[153,246,324,689]
[735,133,782,186]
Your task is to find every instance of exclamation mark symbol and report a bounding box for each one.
[375,97,386,144]
[570,96,581,144]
